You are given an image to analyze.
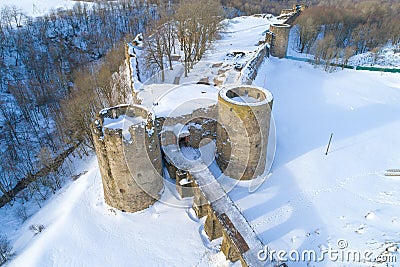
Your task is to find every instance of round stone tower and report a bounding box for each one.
[269,23,291,58]
[216,86,273,180]
[92,104,163,212]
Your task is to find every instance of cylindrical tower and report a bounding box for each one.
[270,23,291,58]
[92,104,163,212]
[216,86,273,180]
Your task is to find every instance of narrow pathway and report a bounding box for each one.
[173,66,185,84]
[163,144,275,266]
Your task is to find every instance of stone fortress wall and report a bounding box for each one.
[269,23,292,58]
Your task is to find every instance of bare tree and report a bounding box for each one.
[144,27,166,81]
[161,21,176,71]
[0,235,12,265]
[9,6,25,27]
[295,12,320,53]
[342,46,355,67]
[175,0,225,76]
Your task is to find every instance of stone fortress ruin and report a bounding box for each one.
[92,6,301,267]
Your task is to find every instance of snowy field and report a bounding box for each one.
[0,0,86,17]
[1,12,400,267]
[5,158,233,267]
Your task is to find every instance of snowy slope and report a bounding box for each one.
[178,15,281,86]
[348,45,400,69]
[6,157,233,267]
[287,26,400,69]
[236,57,400,265]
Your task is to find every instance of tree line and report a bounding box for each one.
[294,0,400,70]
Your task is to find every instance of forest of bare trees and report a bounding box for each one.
[220,0,400,69]
[0,0,161,208]
[220,0,295,15]
[294,0,400,69]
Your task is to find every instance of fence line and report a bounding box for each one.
[285,55,400,73]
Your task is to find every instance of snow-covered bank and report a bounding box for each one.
[5,158,232,267]
[287,26,400,70]
[233,57,400,265]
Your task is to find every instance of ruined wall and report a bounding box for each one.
[265,31,274,47]
[157,105,218,179]
[268,6,303,58]
[192,185,209,218]
[175,170,195,198]
[283,13,300,25]
[269,23,291,58]
[216,86,273,180]
[125,43,134,89]
[204,206,223,241]
[282,5,303,25]
[240,43,270,85]
[280,8,295,15]
[92,104,163,212]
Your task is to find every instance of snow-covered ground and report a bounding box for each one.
[3,156,232,267]
[348,45,400,69]
[0,0,78,17]
[2,13,400,267]
[249,58,400,265]
[178,15,281,86]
